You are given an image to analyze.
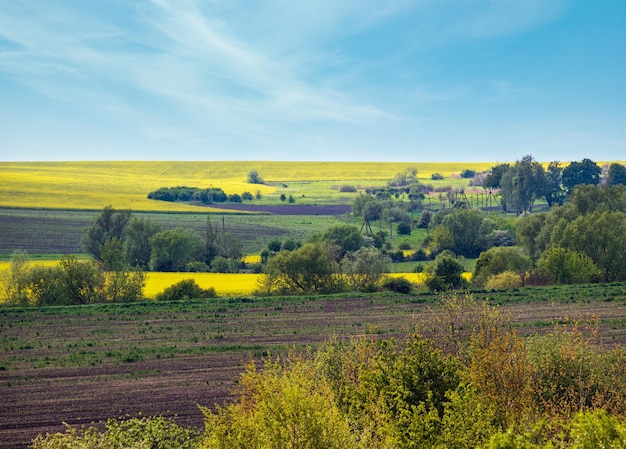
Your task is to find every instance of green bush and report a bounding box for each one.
[382,276,413,293]
[31,416,201,449]
[156,279,216,301]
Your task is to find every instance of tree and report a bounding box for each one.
[544,161,565,207]
[260,243,337,295]
[483,164,510,190]
[425,252,469,291]
[123,217,161,269]
[570,184,626,215]
[397,221,411,235]
[562,158,601,193]
[0,250,30,305]
[500,155,547,214]
[82,206,131,260]
[149,228,204,271]
[536,247,599,284]
[58,255,103,305]
[247,170,264,184]
[100,238,145,302]
[607,163,626,186]
[551,211,626,282]
[312,224,365,259]
[341,247,390,292]
[155,279,216,300]
[432,208,493,258]
[472,246,532,288]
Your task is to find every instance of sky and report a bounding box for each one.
[0,1,625,162]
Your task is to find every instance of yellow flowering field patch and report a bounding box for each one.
[145,272,262,298]
[0,161,499,211]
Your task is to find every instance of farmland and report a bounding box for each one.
[0,208,348,257]
[1,286,626,448]
[0,161,495,212]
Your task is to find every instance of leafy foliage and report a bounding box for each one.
[155,279,216,301]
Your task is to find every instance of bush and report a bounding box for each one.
[156,279,216,301]
[397,221,412,235]
[31,415,201,449]
[431,173,444,180]
[339,185,357,192]
[460,169,476,179]
[398,241,412,250]
[382,276,413,293]
[425,253,469,291]
[485,271,523,289]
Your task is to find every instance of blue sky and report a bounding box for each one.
[1,1,624,162]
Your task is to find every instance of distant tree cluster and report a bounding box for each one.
[0,251,144,306]
[148,186,255,204]
[482,156,625,214]
[256,224,394,295]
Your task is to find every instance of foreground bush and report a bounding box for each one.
[31,416,201,449]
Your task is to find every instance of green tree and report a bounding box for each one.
[341,246,390,292]
[260,243,338,295]
[21,265,68,306]
[425,252,469,291]
[247,169,264,184]
[607,163,626,186]
[82,206,131,260]
[570,184,626,215]
[123,217,161,269]
[544,161,565,207]
[0,250,30,305]
[562,158,601,193]
[155,279,216,300]
[500,155,547,214]
[483,163,510,190]
[472,247,532,288]
[312,224,365,259]
[100,238,145,302]
[536,247,599,284]
[149,228,204,271]
[551,211,626,282]
[58,255,103,305]
[433,208,493,258]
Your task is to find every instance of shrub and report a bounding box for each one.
[398,241,412,250]
[431,173,444,180]
[339,185,357,192]
[156,279,216,301]
[425,253,468,291]
[31,415,201,449]
[382,276,413,293]
[397,222,412,235]
[485,271,522,289]
[460,169,476,179]
[247,170,264,184]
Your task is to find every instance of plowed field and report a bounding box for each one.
[1,288,626,448]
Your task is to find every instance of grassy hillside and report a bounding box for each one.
[0,161,495,211]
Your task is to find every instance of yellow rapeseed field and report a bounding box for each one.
[0,259,471,301]
[0,161,497,211]
[144,272,262,298]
